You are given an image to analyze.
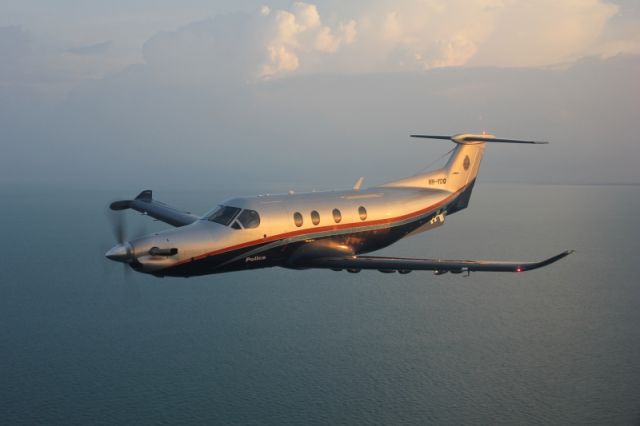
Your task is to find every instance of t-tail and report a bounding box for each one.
[382,133,548,213]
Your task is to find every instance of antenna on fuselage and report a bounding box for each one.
[353,177,364,191]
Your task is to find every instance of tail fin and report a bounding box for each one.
[382,133,548,193]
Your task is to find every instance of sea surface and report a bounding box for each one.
[1,183,639,425]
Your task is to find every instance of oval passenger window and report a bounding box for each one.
[358,206,367,221]
[332,208,342,223]
[311,210,320,225]
[293,212,303,227]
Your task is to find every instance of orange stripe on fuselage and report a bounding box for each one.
[174,185,466,267]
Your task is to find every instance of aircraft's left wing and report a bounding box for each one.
[295,250,573,274]
[110,190,198,227]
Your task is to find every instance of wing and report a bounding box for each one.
[296,250,574,274]
[110,190,199,227]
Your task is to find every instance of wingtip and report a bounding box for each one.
[109,200,131,211]
[552,249,575,260]
[546,249,575,264]
[521,249,574,271]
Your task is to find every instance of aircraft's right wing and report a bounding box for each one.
[296,250,574,274]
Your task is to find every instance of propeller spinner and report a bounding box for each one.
[105,242,134,263]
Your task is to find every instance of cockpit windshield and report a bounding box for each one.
[237,209,260,229]
[203,205,261,229]
[205,205,241,226]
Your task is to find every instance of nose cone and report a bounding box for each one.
[105,242,133,263]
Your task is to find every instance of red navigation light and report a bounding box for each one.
[516,266,522,273]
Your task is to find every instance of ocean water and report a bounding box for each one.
[1,183,639,425]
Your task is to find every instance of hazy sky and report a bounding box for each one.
[1,1,639,189]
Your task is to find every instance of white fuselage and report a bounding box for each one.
[127,183,467,276]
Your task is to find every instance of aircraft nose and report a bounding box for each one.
[105,242,134,263]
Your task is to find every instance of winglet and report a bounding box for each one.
[518,250,574,272]
[135,190,153,202]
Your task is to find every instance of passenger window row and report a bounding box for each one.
[293,206,367,227]
[206,204,368,230]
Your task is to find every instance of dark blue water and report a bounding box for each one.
[1,183,639,425]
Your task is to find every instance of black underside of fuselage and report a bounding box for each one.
[152,180,476,277]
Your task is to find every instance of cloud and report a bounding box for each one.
[137,4,358,83]
[314,20,357,53]
[0,27,123,94]
[1,3,638,190]
[234,0,630,77]
[66,40,113,56]
[351,0,625,70]
[471,0,620,67]
[0,26,37,83]
[141,13,263,84]
[0,25,70,93]
[259,2,357,78]
[1,1,638,94]
[2,54,639,188]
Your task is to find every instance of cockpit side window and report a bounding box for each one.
[206,205,241,226]
[237,209,260,229]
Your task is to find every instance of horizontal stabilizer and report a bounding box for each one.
[411,134,548,144]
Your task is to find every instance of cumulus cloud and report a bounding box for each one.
[354,0,625,70]
[136,3,358,82]
[1,1,637,93]
[471,0,620,66]
[259,2,357,78]
[315,20,357,53]
[252,0,630,76]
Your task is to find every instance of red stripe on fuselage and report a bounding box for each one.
[173,185,466,267]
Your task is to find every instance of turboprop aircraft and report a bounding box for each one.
[105,133,573,277]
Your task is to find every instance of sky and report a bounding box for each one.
[1,0,639,190]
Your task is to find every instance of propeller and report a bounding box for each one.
[104,205,146,270]
[103,206,144,304]
[104,205,148,262]
[109,208,127,244]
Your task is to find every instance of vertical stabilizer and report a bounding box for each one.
[382,134,487,192]
[381,133,547,213]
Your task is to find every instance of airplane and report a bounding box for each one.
[105,133,573,278]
